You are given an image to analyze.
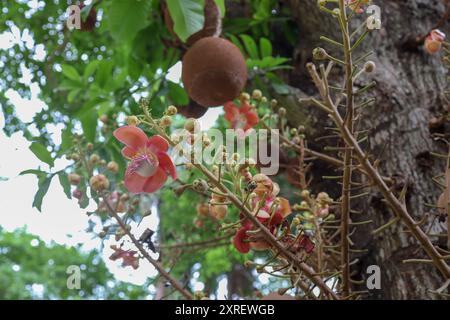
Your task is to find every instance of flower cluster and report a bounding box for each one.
[233,174,292,253]
[114,125,177,194]
[224,96,259,136]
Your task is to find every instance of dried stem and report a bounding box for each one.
[142,107,339,299]
[306,63,450,280]
[101,192,193,299]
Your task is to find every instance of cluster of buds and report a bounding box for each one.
[291,191,333,244]
[98,191,129,214]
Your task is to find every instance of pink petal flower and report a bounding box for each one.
[113,126,148,151]
[143,167,168,193]
[115,126,177,194]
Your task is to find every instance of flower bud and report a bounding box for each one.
[278,107,286,117]
[252,89,263,100]
[363,61,376,73]
[167,105,178,116]
[90,174,110,192]
[100,115,108,124]
[89,154,100,164]
[240,92,250,102]
[126,116,139,126]
[184,118,199,133]
[107,161,119,173]
[68,173,81,185]
[313,47,328,60]
[160,115,172,127]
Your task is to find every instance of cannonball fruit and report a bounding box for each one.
[178,99,208,119]
[163,0,221,46]
[182,37,247,107]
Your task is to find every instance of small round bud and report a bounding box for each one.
[185,163,194,170]
[72,189,83,200]
[261,97,268,103]
[71,153,80,161]
[89,154,100,164]
[313,47,328,60]
[363,61,376,73]
[100,115,108,124]
[126,116,139,126]
[290,128,298,135]
[278,107,287,117]
[86,143,94,151]
[270,99,278,108]
[160,115,172,127]
[120,193,130,202]
[192,179,209,193]
[167,105,178,116]
[68,173,81,185]
[184,118,199,133]
[301,189,310,198]
[240,92,250,101]
[90,174,110,192]
[107,161,119,173]
[252,89,263,100]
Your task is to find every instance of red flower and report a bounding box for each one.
[224,101,259,134]
[425,29,446,54]
[109,246,140,270]
[113,126,177,194]
[346,0,370,13]
[233,221,252,254]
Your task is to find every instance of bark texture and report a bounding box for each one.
[277,0,450,299]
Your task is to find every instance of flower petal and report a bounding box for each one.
[233,227,250,253]
[224,102,239,122]
[157,151,177,180]
[124,169,148,194]
[246,111,259,127]
[122,146,136,158]
[147,135,169,152]
[143,167,168,193]
[114,126,148,150]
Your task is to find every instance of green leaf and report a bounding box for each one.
[67,89,80,103]
[228,34,245,55]
[58,173,72,200]
[61,64,81,82]
[19,169,46,177]
[29,142,54,167]
[83,60,99,80]
[259,38,272,58]
[33,175,53,212]
[240,34,259,59]
[58,126,72,156]
[79,111,97,143]
[213,0,225,17]
[106,0,152,43]
[166,0,205,42]
[168,81,189,105]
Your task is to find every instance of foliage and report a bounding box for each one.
[0,228,148,299]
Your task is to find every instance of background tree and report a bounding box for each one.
[1,0,449,299]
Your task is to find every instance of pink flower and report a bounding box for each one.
[224,101,259,134]
[425,29,446,54]
[113,126,177,194]
[109,245,139,269]
[346,0,370,13]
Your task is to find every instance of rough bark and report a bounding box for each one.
[275,0,450,299]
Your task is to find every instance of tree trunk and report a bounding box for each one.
[274,0,450,299]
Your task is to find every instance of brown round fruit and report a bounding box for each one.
[182,37,247,107]
[163,0,222,46]
[178,99,209,119]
